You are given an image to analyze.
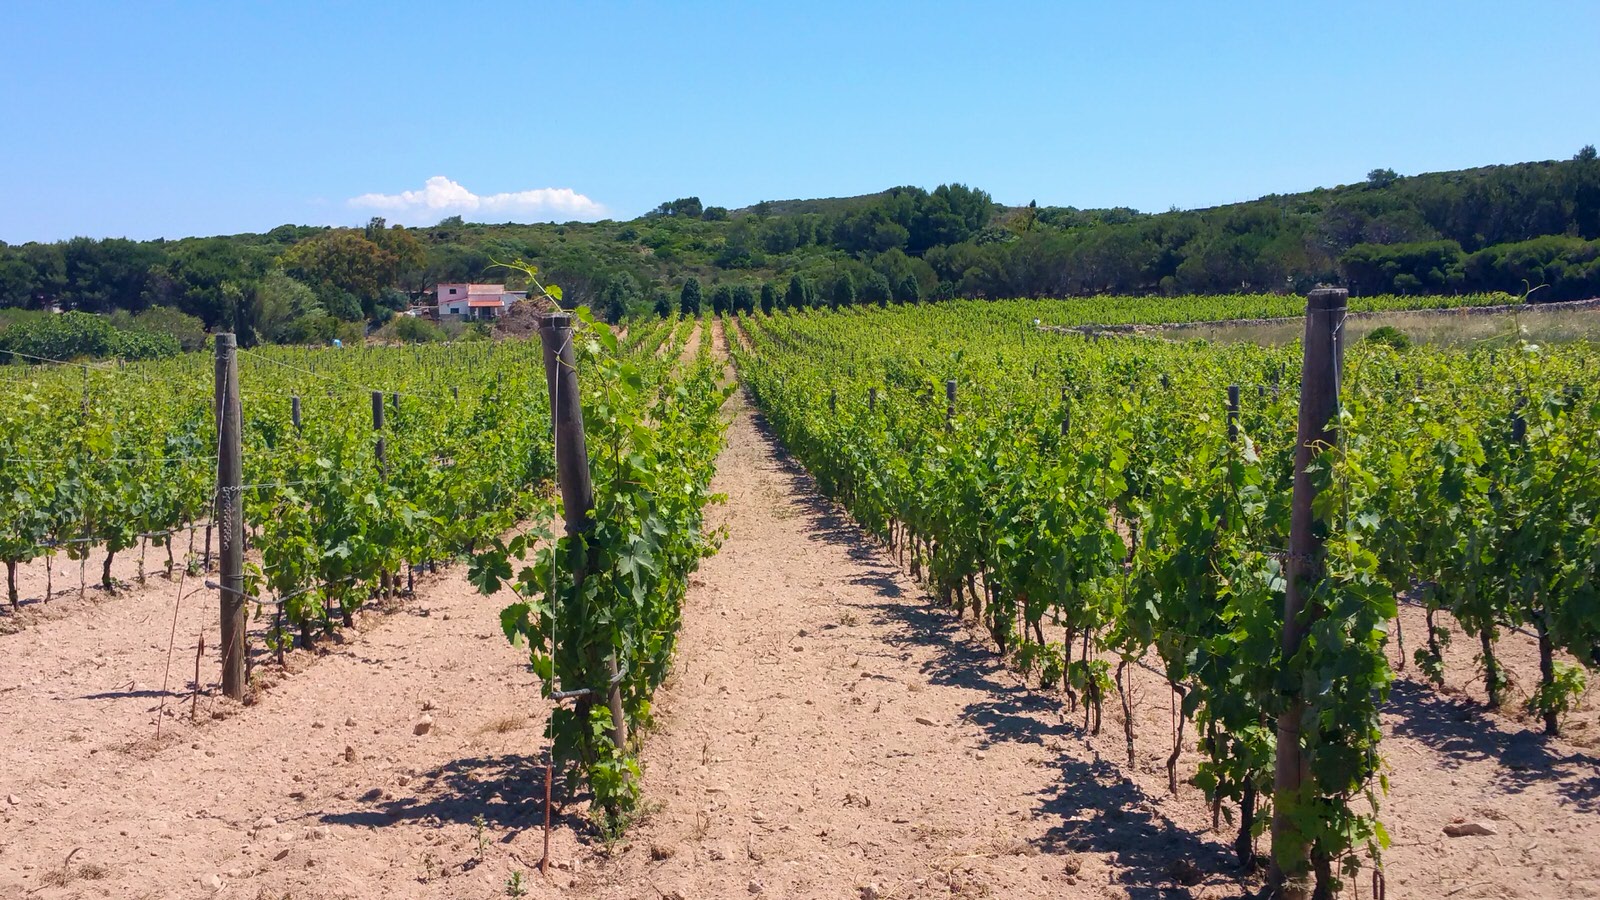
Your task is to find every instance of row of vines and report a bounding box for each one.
[732,298,1598,896]
[1,302,726,823]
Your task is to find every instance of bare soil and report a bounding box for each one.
[0,328,1595,899]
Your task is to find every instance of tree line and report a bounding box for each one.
[1,148,1595,354]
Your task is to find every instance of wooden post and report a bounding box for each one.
[290,395,302,433]
[540,313,630,761]
[945,379,957,429]
[1269,287,1346,899]
[214,333,246,701]
[829,390,836,414]
[371,390,387,476]
[372,390,392,597]
[1227,384,1240,442]
[868,387,877,412]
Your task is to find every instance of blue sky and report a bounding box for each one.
[2,1,1596,242]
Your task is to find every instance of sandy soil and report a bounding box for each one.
[679,320,703,366]
[1,327,1595,899]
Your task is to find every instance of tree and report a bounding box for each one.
[860,271,891,306]
[710,283,734,315]
[279,230,398,312]
[597,271,640,324]
[894,274,921,304]
[1366,168,1400,188]
[702,206,730,221]
[652,197,704,218]
[759,282,778,314]
[253,270,327,344]
[830,274,856,308]
[679,277,703,315]
[785,274,808,309]
[731,283,755,315]
[653,290,673,318]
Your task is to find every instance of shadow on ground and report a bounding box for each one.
[747,404,1253,900]
[1387,678,1600,812]
[319,751,587,838]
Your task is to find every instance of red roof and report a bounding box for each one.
[467,298,505,307]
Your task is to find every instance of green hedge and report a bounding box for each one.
[0,311,180,363]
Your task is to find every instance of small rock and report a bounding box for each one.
[421,698,437,711]
[206,873,224,890]
[413,716,433,736]
[914,716,935,727]
[396,775,412,787]
[650,843,675,861]
[344,716,357,727]
[748,879,765,894]
[344,745,357,762]
[441,612,451,621]
[275,833,294,843]
[311,721,325,729]
[306,825,330,840]
[860,884,881,900]
[254,816,277,830]
[5,794,17,805]
[1444,821,1498,837]
[272,848,290,861]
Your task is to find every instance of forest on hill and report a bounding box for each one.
[0,147,1596,350]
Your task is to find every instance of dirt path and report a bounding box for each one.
[679,319,703,366]
[0,554,564,900]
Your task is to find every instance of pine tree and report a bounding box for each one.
[679,278,703,315]
[786,274,808,309]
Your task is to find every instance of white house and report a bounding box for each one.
[436,283,527,319]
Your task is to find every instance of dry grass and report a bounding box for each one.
[1179,305,1600,347]
[476,714,528,735]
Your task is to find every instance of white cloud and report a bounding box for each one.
[347,176,607,224]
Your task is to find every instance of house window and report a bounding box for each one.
[448,288,458,295]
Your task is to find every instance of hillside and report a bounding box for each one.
[0,149,1595,345]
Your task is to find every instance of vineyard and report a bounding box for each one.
[735,295,1600,897]
[0,294,1595,899]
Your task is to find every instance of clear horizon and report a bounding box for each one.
[3,1,1597,243]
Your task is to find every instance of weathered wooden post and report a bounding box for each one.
[290,395,302,433]
[868,387,877,412]
[214,334,246,701]
[945,379,957,429]
[1270,287,1346,899]
[540,312,630,762]
[372,390,390,597]
[371,390,386,473]
[1227,384,1240,442]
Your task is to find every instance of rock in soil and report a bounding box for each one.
[1444,821,1499,837]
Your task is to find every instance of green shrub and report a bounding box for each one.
[379,315,446,343]
[1362,325,1412,350]
[0,311,179,362]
